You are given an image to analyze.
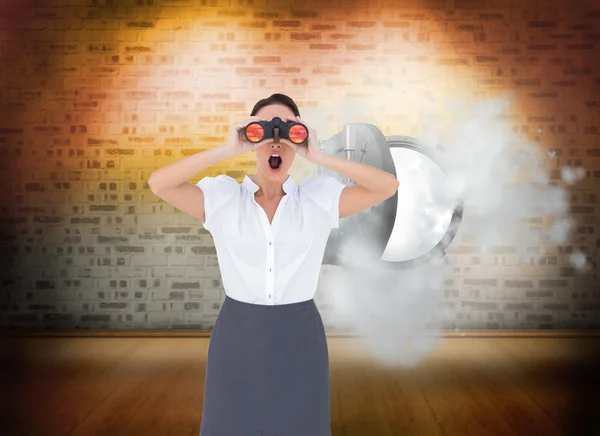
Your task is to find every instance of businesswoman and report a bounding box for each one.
[148,93,399,436]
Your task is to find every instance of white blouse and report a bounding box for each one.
[197,173,346,306]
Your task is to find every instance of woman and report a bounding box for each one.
[148,93,399,436]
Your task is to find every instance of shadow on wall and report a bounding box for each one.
[1,4,88,432]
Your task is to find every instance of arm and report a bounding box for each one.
[148,112,264,222]
[279,114,399,220]
[148,114,261,191]
[148,144,237,192]
[313,152,399,219]
[147,144,237,223]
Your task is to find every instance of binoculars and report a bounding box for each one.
[244,117,309,145]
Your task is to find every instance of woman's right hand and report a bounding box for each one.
[224,116,264,155]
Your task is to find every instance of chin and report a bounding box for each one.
[266,169,288,178]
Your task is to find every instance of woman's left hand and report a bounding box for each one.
[284,115,324,165]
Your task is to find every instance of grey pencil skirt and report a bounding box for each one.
[199,294,332,436]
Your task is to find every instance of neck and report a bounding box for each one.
[251,173,287,200]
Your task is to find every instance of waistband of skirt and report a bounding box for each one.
[224,294,315,309]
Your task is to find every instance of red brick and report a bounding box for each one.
[510,55,541,66]
[566,43,595,50]
[511,78,541,87]
[329,33,357,41]
[125,21,156,29]
[396,10,430,20]
[165,20,193,30]
[456,23,484,32]
[430,9,472,21]
[83,90,120,100]
[526,43,558,51]
[259,33,284,42]
[83,66,119,76]
[310,23,337,31]
[312,66,341,75]
[326,78,356,87]
[83,19,119,30]
[434,56,471,66]
[102,6,137,19]
[431,31,472,43]
[382,21,412,29]
[309,43,338,50]
[139,55,175,65]
[196,20,228,28]
[104,55,136,65]
[123,112,156,123]
[403,55,430,64]
[119,66,155,76]
[84,43,119,53]
[291,33,321,41]
[454,43,490,54]
[216,9,248,18]
[254,12,281,20]
[527,21,558,29]
[273,20,302,28]
[124,91,158,100]
[583,32,600,41]
[474,10,509,20]
[252,56,281,64]
[346,21,377,29]
[235,67,265,76]
[160,91,194,100]
[475,32,511,42]
[548,79,578,87]
[239,21,267,29]
[474,55,506,65]
[47,43,80,53]
[291,10,319,19]
[122,44,157,53]
[141,31,175,42]
[106,30,139,43]
[200,93,230,100]
[453,0,481,9]
[347,43,376,51]
[215,102,246,112]
[546,33,577,41]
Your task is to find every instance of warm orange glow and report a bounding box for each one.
[245,123,265,143]
[1,0,598,334]
[288,124,308,144]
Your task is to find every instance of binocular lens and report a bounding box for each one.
[245,123,264,143]
[288,124,308,144]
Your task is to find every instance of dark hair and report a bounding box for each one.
[250,93,300,117]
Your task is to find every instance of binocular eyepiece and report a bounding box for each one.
[244,117,309,145]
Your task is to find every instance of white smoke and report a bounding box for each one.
[306,96,584,367]
[568,251,589,272]
[561,166,586,186]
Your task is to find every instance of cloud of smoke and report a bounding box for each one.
[307,95,585,367]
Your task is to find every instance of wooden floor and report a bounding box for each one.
[2,336,599,436]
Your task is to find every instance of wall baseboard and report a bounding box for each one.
[2,329,600,338]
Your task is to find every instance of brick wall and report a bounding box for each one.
[1,0,599,331]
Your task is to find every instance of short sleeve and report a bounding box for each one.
[301,175,347,229]
[196,175,238,232]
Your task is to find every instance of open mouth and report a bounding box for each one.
[268,154,283,172]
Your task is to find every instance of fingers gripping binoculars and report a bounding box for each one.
[244,117,309,145]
